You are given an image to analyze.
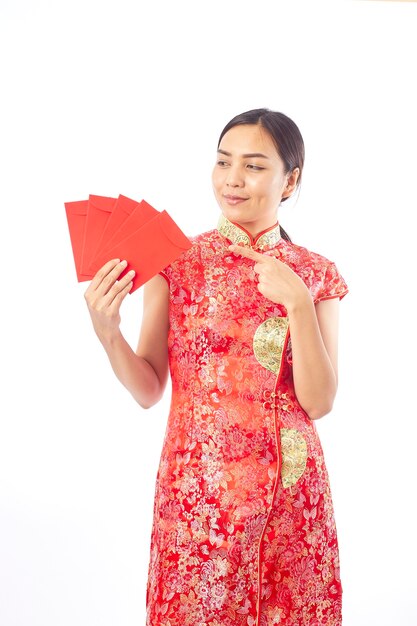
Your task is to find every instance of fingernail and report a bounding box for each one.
[120,260,128,266]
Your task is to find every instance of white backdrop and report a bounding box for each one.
[1,1,416,625]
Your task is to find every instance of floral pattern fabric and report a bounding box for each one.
[146,217,348,626]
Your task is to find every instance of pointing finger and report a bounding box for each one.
[228,244,268,263]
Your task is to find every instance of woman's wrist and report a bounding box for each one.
[96,326,124,349]
[285,290,314,317]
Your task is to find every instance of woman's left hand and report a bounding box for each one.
[229,244,311,312]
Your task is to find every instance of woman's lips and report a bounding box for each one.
[223,195,249,206]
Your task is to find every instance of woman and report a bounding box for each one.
[85,108,348,626]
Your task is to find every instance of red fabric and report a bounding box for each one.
[146,224,347,626]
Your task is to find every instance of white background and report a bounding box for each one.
[1,1,416,624]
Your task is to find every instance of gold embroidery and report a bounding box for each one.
[256,228,282,251]
[217,214,251,247]
[253,317,289,374]
[280,428,308,488]
[217,214,281,251]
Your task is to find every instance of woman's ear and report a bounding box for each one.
[282,167,300,199]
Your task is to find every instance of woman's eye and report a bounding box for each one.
[247,164,264,171]
[217,160,229,167]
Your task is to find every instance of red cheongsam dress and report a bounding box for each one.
[146,215,348,626]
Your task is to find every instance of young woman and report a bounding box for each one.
[84,108,348,626]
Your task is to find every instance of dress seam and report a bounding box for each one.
[255,326,290,625]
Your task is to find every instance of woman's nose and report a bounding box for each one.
[226,166,244,188]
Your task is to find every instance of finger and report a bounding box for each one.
[228,244,268,263]
[90,259,128,295]
[108,278,134,310]
[103,269,136,307]
[86,258,120,294]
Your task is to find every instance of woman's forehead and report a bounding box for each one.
[219,124,278,157]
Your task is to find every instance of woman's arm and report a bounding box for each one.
[229,245,341,420]
[287,296,339,420]
[84,259,169,409]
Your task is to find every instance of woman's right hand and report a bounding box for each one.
[84,259,135,342]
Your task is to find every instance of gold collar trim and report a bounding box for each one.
[217,214,281,251]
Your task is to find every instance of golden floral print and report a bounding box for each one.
[253,317,290,375]
[147,216,348,626]
[280,428,308,488]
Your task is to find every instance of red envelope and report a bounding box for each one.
[90,194,142,268]
[64,200,94,282]
[89,199,159,273]
[81,194,117,275]
[103,210,192,293]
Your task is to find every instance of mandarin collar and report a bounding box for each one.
[217,214,282,251]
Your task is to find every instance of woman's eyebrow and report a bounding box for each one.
[217,149,270,159]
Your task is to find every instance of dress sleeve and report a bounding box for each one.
[159,269,170,286]
[315,261,348,302]
[158,261,173,286]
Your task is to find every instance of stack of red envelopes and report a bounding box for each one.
[64,194,192,293]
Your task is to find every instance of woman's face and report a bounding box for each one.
[212,124,295,236]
